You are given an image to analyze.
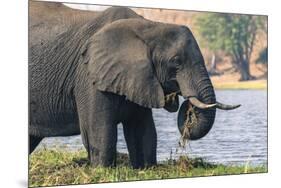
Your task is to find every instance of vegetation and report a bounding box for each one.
[29,149,267,187]
[196,13,267,81]
[256,47,268,64]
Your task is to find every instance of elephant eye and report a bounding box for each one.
[171,56,181,65]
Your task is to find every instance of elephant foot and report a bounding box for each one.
[131,160,157,169]
[87,146,117,168]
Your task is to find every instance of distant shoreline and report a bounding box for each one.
[212,79,267,90]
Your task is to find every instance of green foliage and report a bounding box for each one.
[196,13,267,80]
[197,13,258,57]
[29,149,267,187]
[256,16,268,33]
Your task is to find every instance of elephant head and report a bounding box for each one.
[84,18,239,140]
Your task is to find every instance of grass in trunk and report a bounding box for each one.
[29,149,267,187]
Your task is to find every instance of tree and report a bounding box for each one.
[256,47,268,65]
[256,17,268,66]
[196,13,262,81]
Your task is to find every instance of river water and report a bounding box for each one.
[38,90,267,166]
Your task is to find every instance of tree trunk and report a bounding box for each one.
[211,54,216,70]
[238,59,255,81]
[208,53,221,76]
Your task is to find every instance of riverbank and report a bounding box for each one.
[212,79,267,90]
[29,149,267,187]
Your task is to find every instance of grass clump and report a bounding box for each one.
[29,149,267,187]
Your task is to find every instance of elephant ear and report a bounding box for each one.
[86,24,165,108]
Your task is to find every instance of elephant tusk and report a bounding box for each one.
[188,97,216,109]
[188,97,241,110]
[215,102,241,110]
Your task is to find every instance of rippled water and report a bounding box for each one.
[38,90,267,166]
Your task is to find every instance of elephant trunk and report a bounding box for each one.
[177,62,216,140]
[190,80,216,140]
[176,36,240,140]
[177,59,240,140]
[190,64,216,140]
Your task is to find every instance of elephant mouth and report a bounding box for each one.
[163,91,181,112]
[164,91,180,103]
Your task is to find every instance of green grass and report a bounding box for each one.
[29,149,267,187]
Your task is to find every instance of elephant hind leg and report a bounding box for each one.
[29,135,43,154]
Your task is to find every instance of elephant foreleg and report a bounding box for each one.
[75,88,119,167]
[79,111,118,167]
[123,109,157,168]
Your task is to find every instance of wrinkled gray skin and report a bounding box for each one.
[29,7,216,168]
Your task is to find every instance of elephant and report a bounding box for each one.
[29,6,239,168]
